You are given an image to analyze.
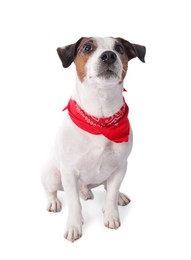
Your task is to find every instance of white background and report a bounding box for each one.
[0,0,191,259]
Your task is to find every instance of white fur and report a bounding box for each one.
[85,37,123,86]
[41,37,133,242]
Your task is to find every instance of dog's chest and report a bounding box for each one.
[77,139,125,184]
[57,118,132,185]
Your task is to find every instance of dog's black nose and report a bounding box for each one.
[100,51,117,65]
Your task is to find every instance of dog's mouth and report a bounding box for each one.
[97,69,119,79]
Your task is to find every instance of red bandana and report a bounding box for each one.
[63,98,130,143]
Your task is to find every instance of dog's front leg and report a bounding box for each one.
[103,163,127,229]
[61,170,83,242]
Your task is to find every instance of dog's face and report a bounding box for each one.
[57,37,146,86]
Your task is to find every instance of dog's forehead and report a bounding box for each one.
[93,37,116,49]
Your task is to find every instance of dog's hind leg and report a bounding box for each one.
[118,192,131,206]
[41,161,63,212]
[79,184,94,200]
[79,183,106,201]
[46,190,62,212]
[104,182,131,206]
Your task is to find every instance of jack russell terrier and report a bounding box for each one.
[42,37,146,242]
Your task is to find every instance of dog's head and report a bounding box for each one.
[57,37,146,86]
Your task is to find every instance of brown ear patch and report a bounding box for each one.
[74,38,97,82]
[57,38,84,68]
[116,37,146,63]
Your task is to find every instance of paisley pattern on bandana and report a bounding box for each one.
[63,98,130,143]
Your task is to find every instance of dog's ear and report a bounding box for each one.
[116,37,146,63]
[57,38,83,68]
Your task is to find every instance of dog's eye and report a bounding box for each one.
[83,44,92,53]
[115,44,124,54]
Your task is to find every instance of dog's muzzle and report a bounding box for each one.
[98,51,119,79]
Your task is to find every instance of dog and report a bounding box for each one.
[41,37,146,242]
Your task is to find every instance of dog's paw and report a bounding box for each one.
[47,198,62,212]
[64,218,83,242]
[118,192,131,206]
[80,186,94,201]
[104,210,121,229]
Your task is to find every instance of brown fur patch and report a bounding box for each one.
[74,38,97,82]
[120,54,128,81]
[114,40,129,81]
